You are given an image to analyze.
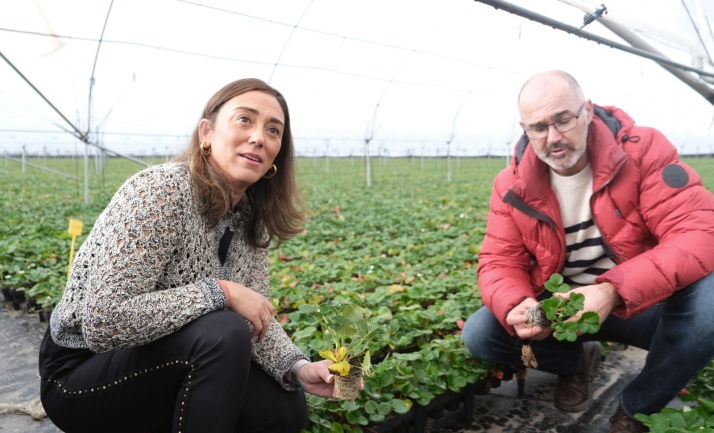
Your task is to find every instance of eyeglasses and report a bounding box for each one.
[522,102,585,140]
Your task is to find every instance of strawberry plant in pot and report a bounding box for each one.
[521,273,601,368]
[298,299,383,400]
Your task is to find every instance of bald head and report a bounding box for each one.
[518,70,585,109]
[517,70,593,176]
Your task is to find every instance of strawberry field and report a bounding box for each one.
[2,155,714,432]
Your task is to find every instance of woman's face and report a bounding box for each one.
[199,90,284,196]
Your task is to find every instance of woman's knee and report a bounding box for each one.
[186,310,252,357]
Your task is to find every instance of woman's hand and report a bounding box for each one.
[222,280,275,341]
[298,360,364,399]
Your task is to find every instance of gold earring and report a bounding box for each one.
[263,164,278,179]
[200,142,211,156]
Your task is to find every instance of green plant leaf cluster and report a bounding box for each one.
[635,400,714,433]
[0,158,136,311]
[541,274,601,342]
[0,158,513,432]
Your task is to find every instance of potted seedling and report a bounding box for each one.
[521,273,601,368]
[298,299,383,400]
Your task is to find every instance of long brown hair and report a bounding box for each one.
[176,78,305,248]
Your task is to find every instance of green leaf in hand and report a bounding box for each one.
[544,274,569,293]
[577,312,601,334]
[563,322,579,342]
[542,298,561,321]
[568,292,584,311]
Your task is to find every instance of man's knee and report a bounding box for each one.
[462,307,503,361]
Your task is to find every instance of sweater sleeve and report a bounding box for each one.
[477,180,538,336]
[248,244,308,390]
[71,169,227,353]
[596,129,714,318]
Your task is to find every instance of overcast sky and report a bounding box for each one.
[1,0,713,159]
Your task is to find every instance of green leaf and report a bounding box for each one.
[376,402,392,415]
[391,399,411,414]
[545,273,563,289]
[341,401,359,411]
[293,326,318,339]
[699,397,714,413]
[569,293,585,310]
[577,312,601,334]
[545,273,569,293]
[364,400,377,415]
[542,298,560,321]
[379,372,394,387]
[331,422,344,433]
[346,410,368,426]
[362,351,371,372]
[377,306,392,320]
[668,413,686,428]
[369,414,385,423]
[298,304,319,314]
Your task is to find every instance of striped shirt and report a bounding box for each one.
[549,164,616,287]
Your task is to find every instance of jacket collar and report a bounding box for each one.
[508,105,631,204]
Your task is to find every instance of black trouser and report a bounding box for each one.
[40,310,307,433]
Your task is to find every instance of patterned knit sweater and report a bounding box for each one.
[50,163,307,390]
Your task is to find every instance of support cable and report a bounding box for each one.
[87,0,115,135]
[681,0,714,68]
[0,50,88,142]
[1,153,78,180]
[0,50,149,167]
[0,27,514,93]
[268,0,313,84]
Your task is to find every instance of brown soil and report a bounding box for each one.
[334,358,363,400]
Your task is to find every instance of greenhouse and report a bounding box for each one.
[2,1,714,432]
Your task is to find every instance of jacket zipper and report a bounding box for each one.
[590,157,628,264]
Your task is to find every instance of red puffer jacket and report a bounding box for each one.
[478,105,714,336]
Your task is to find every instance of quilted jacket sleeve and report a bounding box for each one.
[596,128,714,319]
[477,178,539,336]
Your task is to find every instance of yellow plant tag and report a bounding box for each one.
[328,360,351,377]
[67,219,83,279]
[68,219,83,236]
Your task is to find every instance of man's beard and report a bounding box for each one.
[536,130,587,172]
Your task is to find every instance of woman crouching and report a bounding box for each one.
[40,79,341,433]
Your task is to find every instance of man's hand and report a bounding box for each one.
[507,298,551,340]
[558,281,622,326]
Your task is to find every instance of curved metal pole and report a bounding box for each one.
[473,0,714,104]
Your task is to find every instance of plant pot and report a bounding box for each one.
[27,297,38,313]
[1,288,11,303]
[333,358,363,400]
[11,290,25,311]
[41,310,52,323]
